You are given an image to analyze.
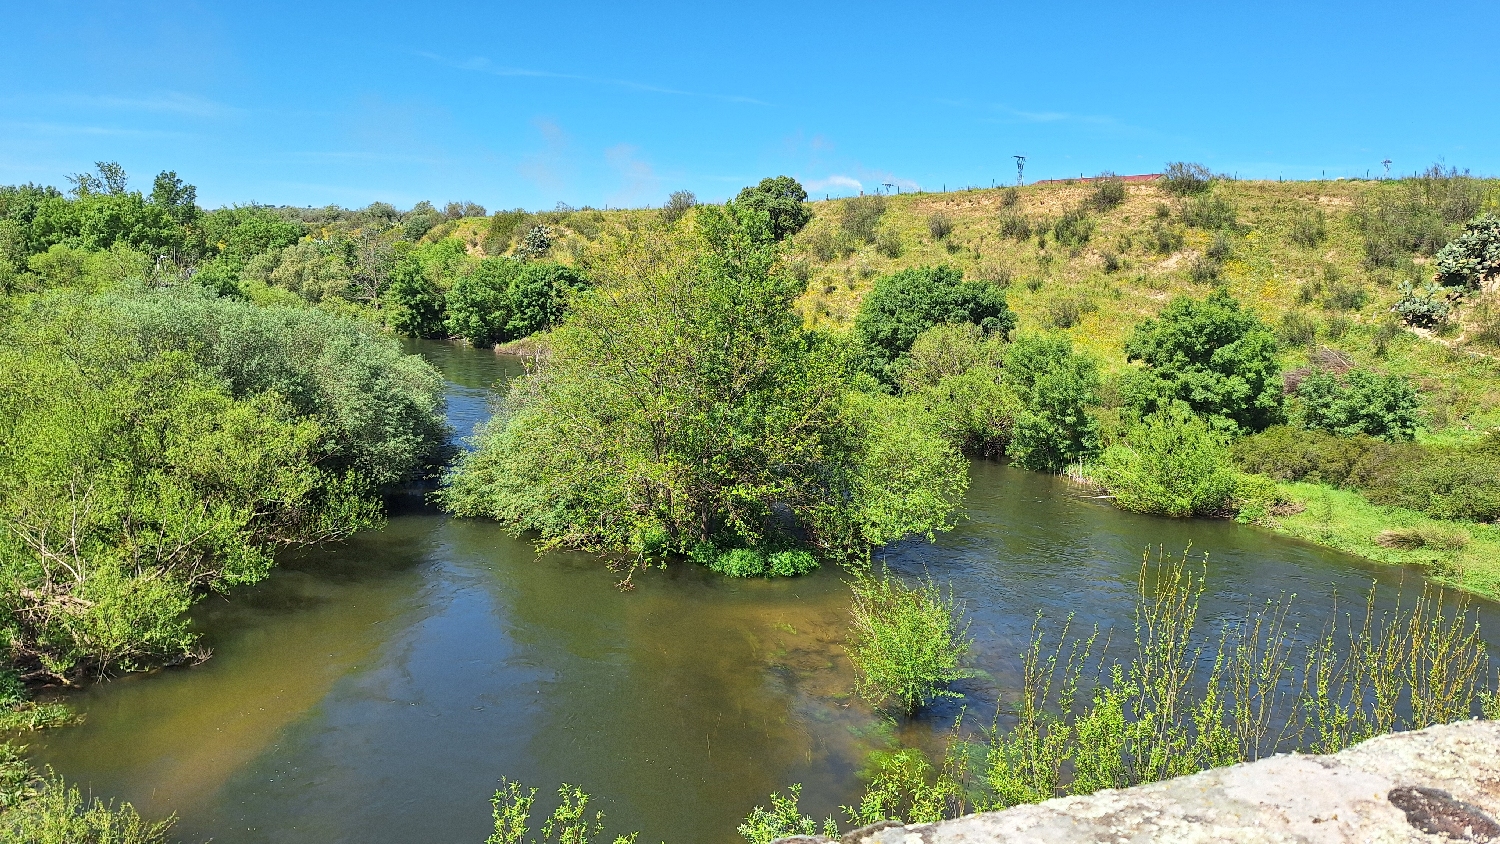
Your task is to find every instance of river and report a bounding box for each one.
[27,340,1500,844]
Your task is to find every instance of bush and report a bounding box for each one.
[1289,207,1327,247]
[854,265,1015,382]
[840,195,887,243]
[1148,221,1184,254]
[1292,369,1420,440]
[1043,294,1096,329]
[1101,251,1122,273]
[1278,311,1319,347]
[1322,278,1369,311]
[1160,162,1212,197]
[1205,233,1233,262]
[847,573,974,714]
[734,176,812,241]
[927,212,954,240]
[875,228,904,258]
[1180,195,1238,230]
[1123,289,1283,431]
[0,772,173,844]
[1088,175,1126,212]
[998,212,1032,241]
[446,259,585,346]
[660,189,698,225]
[1000,187,1019,207]
[738,785,834,844]
[701,547,819,578]
[1375,525,1470,552]
[441,208,967,563]
[1187,252,1219,283]
[1002,334,1102,471]
[1051,207,1094,246]
[1354,167,1484,269]
[1095,406,1238,517]
[898,322,1005,391]
[1434,214,1500,291]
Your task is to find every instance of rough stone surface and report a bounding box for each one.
[777,720,1500,844]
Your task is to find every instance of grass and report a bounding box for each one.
[1265,481,1500,598]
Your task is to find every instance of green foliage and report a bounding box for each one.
[487,780,638,844]
[847,573,974,714]
[1180,194,1239,231]
[700,547,819,578]
[1087,175,1126,212]
[874,227,903,258]
[997,211,1032,241]
[1232,427,1500,522]
[1159,162,1212,197]
[734,176,812,241]
[840,195,887,243]
[1292,369,1420,440]
[446,259,586,346]
[0,771,174,844]
[976,552,1493,808]
[1393,279,1454,327]
[387,240,466,337]
[1289,206,1327,247]
[441,208,966,564]
[1095,406,1239,517]
[854,265,1014,382]
[1001,335,1101,471]
[1122,289,1283,431]
[660,190,698,225]
[927,212,954,240]
[897,324,1017,457]
[1434,213,1500,290]
[738,784,835,844]
[1050,207,1093,246]
[1355,166,1486,269]
[200,204,304,263]
[843,745,965,827]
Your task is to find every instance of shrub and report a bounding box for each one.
[1278,311,1319,347]
[1470,292,1500,346]
[1375,525,1470,552]
[660,189,698,225]
[0,772,173,844]
[1180,195,1238,230]
[1393,280,1453,327]
[514,224,554,260]
[841,195,887,243]
[1434,213,1500,291]
[854,265,1015,382]
[1322,279,1369,311]
[1160,162,1212,197]
[847,573,974,714]
[441,208,967,563]
[1292,369,1420,440]
[734,176,812,241]
[1088,174,1126,212]
[927,212,954,240]
[1290,207,1327,247]
[1205,233,1233,263]
[998,212,1032,241]
[1354,167,1484,269]
[1187,252,1219,283]
[1051,207,1094,246]
[1148,221,1184,254]
[1000,187,1020,207]
[899,322,1005,391]
[1095,406,1238,517]
[875,228,904,258]
[738,785,834,844]
[1101,251,1122,273]
[1002,334,1102,471]
[487,780,639,844]
[1123,289,1283,431]
[1043,294,1096,329]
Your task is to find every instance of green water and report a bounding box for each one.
[27,341,1500,844]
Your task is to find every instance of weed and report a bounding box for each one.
[1101,251,1122,273]
[1205,233,1233,262]
[975,263,1013,287]
[1181,195,1239,231]
[1000,187,1020,208]
[1024,276,1044,293]
[1052,208,1094,247]
[1149,222,1184,255]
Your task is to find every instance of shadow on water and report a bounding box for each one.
[26,340,1500,844]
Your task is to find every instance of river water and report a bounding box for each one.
[28,340,1500,844]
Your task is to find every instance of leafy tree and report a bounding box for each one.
[440,206,966,564]
[855,265,1014,382]
[149,171,200,227]
[1122,290,1283,432]
[446,258,521,345]
[733,176,812,241]
[243,240,351,302]
[1292,369,1420,441]
[1094,405,1238,517]
[506,262,587,338]
[198,205,303,263]
[661,190,698,225]
[1001,334,1101,471]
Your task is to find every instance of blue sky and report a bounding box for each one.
[2,1,1495,210]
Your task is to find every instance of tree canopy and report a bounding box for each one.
[734,176,812,242]
[854,265,1014,383]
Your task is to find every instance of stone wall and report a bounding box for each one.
[777,720,1500,843]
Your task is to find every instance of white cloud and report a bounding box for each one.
[805,174,862,194]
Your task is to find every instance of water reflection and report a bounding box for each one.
[27,340,1499,844]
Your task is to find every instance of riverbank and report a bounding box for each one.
[1257,480,1500,600]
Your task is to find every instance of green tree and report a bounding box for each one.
[445,257,521,345]
[1094,406,1238,517]
[1292,369,1420,440]
[440,207,966,564]
[855,265,1014,382]
[847,573,975,713]
[733,176,812,241]
[1122,290,1283,432]
[1002,334,1101,471]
